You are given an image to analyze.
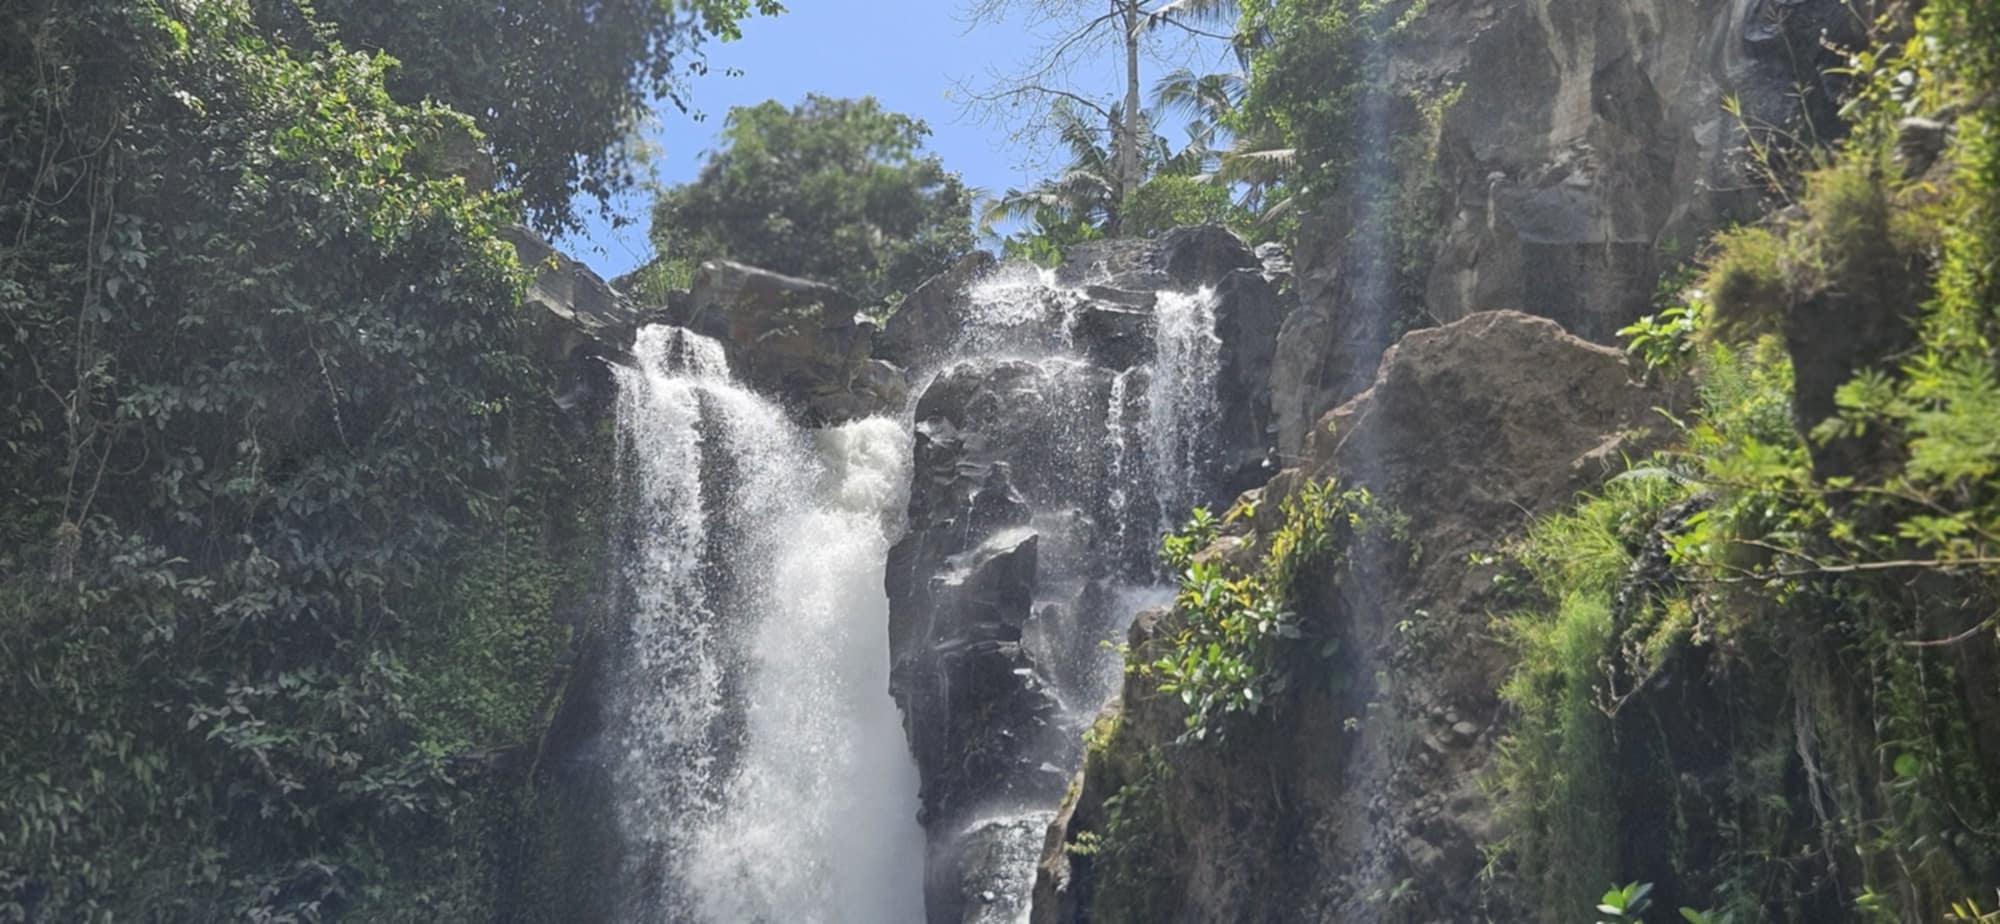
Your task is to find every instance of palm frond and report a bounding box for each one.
[1146,0,1238,26]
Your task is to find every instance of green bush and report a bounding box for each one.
[1702,226,1790,341]
[1124,175,1237,238]
[1144,480,1402,743]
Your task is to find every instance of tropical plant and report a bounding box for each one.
[958,0,1240,222]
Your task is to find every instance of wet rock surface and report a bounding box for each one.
[677,258,908,423]
[1032,311,1680,923]
[886,227,1293,923]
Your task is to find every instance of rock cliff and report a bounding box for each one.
[1030,311,1680,922]
[1270,0,1863,456]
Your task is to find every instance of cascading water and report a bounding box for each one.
[1142,289,1223,553]
[904,269,1228,921]
[609,325,926,923]
[603,257,1232,924]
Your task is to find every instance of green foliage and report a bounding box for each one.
[616,254,700,305]
[1235,0,1427,193]
[1233,0,1450,324]
[1498,472,1693,920]
[1502,10,2000,920]
[313,0,782,232]
[998,214,1105,268]
[1144,480,1401,743]
[647,94,974,311]
[1597,881,1655,922]
[1701,226,1789,341]
[1124,174,1237,238]
[0,0,606,916]
[1067,712,1180,924]
[1619,300,1705,373]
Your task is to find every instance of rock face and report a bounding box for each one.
[880,250,1000,369]
[1031,311,1681,923]
[676,258,909,423]
[1269,0,1863,456]
[886,227,1293,923]
[505,224,649,420]
[888,360,1114,923]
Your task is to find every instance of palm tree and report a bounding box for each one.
[981,100,1164,239]
[1148,66,1295,221]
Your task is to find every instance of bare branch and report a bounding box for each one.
[961,83,1115,122]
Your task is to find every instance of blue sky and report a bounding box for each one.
[558,1,1233,279]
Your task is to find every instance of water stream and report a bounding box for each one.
[603,265,1227,923]
[609,325,926,923]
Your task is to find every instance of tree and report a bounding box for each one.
[982,62,1284,255]
[982,100,1132,243]
[312,0,783,232]
[644,95,974,310]
[958,0,1238,233]
[1,0,598,915]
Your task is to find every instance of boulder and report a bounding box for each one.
[682,259,905,423]
[503,224,648,425]
[1053,223,1260,292]
[882,250,1000,369]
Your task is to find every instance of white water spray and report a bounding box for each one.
[610,325,925,924]
[1144,288,1222,543]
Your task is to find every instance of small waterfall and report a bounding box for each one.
[914,268,1227,917]
[1103,368,1134,569]
[1143,288,1222,547]
[609,325,737,881]
[609,325,925,923]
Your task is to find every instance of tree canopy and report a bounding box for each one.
[641,95,974,310]
[313,0,783,232]
[1,0,614,916]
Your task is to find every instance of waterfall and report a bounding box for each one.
[1103,368,1134,568]
[602,260,1229,923]
[1143,288,1222,546]
[909,269,1225,919]
[609,325,926,923]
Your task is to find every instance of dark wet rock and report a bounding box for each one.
[1054,223,1260,292]
[1070,303,1155,370]
[1211,266,1288,490]
[891,226,1295,923]
[681,259,907,423]
[951,813,1059,924]
[882,250,1000,369]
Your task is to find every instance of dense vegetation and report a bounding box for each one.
[0,0,747,915]
[1056,0,2000,921]
[627,95,974,311]
[1497,2,2000,919]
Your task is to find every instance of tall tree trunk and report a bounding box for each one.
[1116,0,1142,236]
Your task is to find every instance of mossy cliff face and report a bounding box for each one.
[1034,312,1677,922]
[1268,0,1866,458]
[1035,1,2000,919]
